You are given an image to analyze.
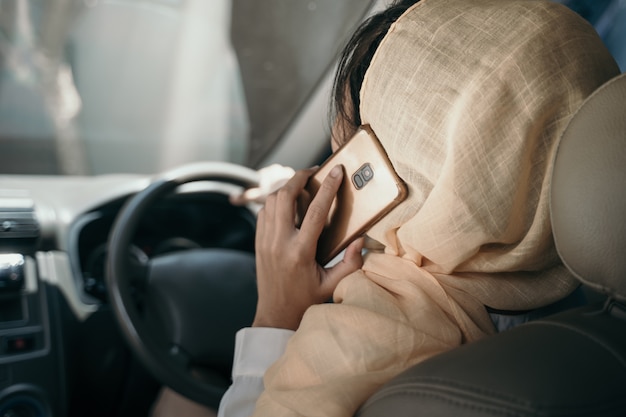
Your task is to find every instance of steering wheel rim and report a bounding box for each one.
[106,162,260,407]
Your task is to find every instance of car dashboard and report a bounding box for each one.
[0,173,256,417]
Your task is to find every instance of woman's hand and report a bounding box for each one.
[253,165,364,330]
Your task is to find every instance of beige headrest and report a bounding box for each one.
[551,73,626,302]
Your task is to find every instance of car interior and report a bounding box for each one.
[0,1,377,415]
[0,1,625,417]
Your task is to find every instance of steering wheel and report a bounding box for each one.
[106,162,260,408]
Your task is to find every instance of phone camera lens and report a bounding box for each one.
[353,174,364,189]
[362,166,373,180]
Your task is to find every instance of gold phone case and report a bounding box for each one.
[305,125,408,265]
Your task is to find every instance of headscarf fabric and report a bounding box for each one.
[253,1,620,416]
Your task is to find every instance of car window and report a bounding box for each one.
[0,0,622,177]
[553,0,626,70]
[0,0,373,175]
[231,0,373,167]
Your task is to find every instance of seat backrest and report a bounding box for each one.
[551,72,626,304]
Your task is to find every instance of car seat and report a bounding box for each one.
[355,73,626,417]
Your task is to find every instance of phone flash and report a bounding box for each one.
[352,163,374,189]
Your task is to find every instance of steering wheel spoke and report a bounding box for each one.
[128,258,149,287]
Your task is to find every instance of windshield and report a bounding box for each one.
[0,0,623,176]
[0,0,372,175]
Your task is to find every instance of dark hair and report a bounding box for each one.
[331,0,420,143]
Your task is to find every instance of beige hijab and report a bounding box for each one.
[253,1,620,416]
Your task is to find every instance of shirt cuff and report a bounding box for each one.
[232,327,294,378]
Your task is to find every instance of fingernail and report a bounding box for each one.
[330,165,342,178]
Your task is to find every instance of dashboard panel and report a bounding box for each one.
[0,171,260,417]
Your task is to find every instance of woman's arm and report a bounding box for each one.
[218,166,363,416]
[217,327,294,417]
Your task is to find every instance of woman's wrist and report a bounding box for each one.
[252,308,303,331]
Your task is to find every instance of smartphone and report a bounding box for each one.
[304,125,408,265]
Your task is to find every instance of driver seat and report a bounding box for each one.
[356,73,626,417]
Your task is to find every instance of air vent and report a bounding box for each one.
[0,194,40,248]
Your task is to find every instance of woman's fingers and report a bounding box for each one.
[299,165,343,243]
[273,168,316,220]
[295,188,313,228]
[321,237,364,297]
[256,168,315,242]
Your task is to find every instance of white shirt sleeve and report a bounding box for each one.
[217,327,294,417]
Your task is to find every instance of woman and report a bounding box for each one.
[220,0,620,416]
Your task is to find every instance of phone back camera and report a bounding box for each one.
[352,163,374,190]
